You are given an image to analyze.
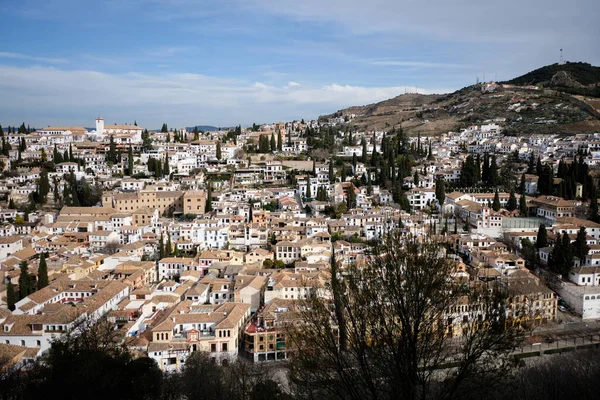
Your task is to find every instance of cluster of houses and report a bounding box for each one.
[2,115,600,371]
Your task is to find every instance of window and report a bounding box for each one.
[211,343,217,352]
[222,343,228,352]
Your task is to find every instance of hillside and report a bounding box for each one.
[505,62,600,97]
[322,63,600,135]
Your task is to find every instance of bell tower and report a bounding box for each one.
[95,117,105,135]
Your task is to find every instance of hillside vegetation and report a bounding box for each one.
[505,62,600,97]
[321,63,600,135]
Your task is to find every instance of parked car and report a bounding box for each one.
[558,305,568,312]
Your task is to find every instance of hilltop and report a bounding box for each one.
[322,63,600,135]
[505,62,600,96]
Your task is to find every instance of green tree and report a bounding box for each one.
[506,189,517,211]
[589,183,599,222]
[519,194,528,216]
[519,173,526,194]
[277,131,283,151]
[6,281,17,311]
[346,185,356,209]
[270,133,276,152]
[305,180,312,199]
[413,170,419,187]
[361,138,368,163]
[435,177,445,206]
[37,253,49,289]
[328,160,335,182]
[489,154,499,186]
[159,234,165,259]
[460,154,478,187]
[216,141,222,160]
[492,190,501,211]
[127,145,134,176]
[38,170,50,203]
[163,155,170,177]
[536,224,548,249]
[205,182,213,212]
[166,234,173,257]
[161,123,168,133]
[572,227,590,262]
[18,261,34,299]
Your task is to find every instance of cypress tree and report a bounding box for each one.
[519,194,527,216]
[164,156,170,176]
[489,154,499,186]
[361,138,368,163]
[155,160,162,179]
[7,281,17,311]
[270,133,276,152]
[492,190,501,211]
[536,224,548,249]
[277,131,283,151]
[527,153,535,174]
[38,170,50,202]
[159,234,165,259]
[128,145,134,176]
[205,182,213,212]
[589,183,599,223]
[216,141,222,160]
[305,180,312,199]
[347,186,356,209]
[18,261,33,299]
[482,152,490,184]
[37,253,49,289]
[69,144,73,161]
[166,234,172,257]
[507,190,517,211]
[573,227,590,262]
[435,177,445,206]
[329,160,334,182]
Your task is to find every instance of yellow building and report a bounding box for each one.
[103,189,206,216]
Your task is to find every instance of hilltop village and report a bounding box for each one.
[1,114,600,370]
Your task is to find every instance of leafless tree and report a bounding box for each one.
[102,241,122,255]
[310,148,331,161]
[287,233,520,400]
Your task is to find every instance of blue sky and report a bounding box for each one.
[0,0,598,129]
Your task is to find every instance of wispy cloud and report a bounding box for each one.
[368,60,467,69]
[0,51,68,64]
[0,65,453,127]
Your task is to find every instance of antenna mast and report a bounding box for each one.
[560,48,564,64]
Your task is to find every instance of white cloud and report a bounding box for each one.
[369,60,467,69]
[0,51,68,64]
[0,65,453,128]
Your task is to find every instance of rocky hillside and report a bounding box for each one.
[505,62,600,96]
[322,63,600,135]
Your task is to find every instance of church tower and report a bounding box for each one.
[95,117,105,135]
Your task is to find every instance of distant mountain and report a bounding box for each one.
[320,63,600,136]
[185,125,228,132]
